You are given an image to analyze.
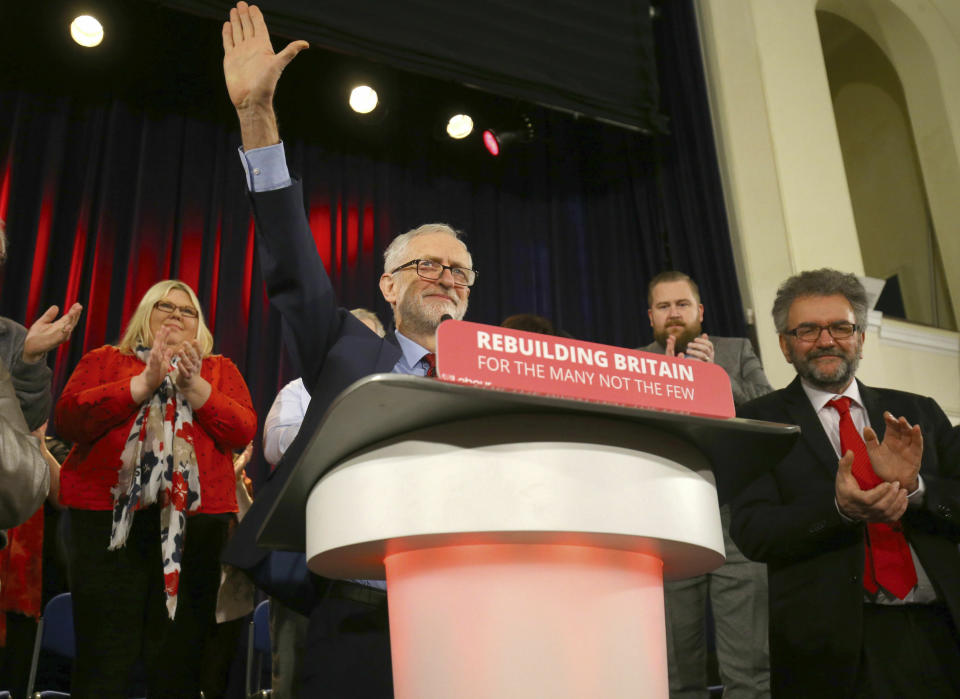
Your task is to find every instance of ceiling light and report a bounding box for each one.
[70,15,104,48]
[446,114,474,139]
[349,85,378,114]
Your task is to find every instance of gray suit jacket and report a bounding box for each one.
[640,335,773,407]
[0,316,53,430]
[0,359,49,546]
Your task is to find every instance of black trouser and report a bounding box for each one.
[67,508,228,699]
[299,580,393,699]
[0,611,39,698]
[854,603,960,699]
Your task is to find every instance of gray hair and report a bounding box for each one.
[382,223,471,275]
[0,218,6,265]
[772,268,868,333]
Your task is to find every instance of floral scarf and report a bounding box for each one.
[109,345,201,619]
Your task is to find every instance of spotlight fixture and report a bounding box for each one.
[446,114,474,140]
[349,85,378,114]
[481,115,535,157]
[70,14,104,47]
[482,129,500,156]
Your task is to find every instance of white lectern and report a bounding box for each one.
[258,375,797,699]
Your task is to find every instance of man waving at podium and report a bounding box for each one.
[220,3,477,696]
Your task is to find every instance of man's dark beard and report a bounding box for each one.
[791,344,861,392]
[654,322,701,354]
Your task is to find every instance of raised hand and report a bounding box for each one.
[863,412,923,492]
[23,302,83,363]
[222,2,308,148]
[835,449,908,523]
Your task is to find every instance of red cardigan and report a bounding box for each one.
[55,346,257,514]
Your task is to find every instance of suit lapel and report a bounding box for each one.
[375,331,403,372]
[781,376,841,478]
[857,380,887,440]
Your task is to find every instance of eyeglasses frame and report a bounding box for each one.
[783,321,860,342]
[153,300,199,319]
[391,258,478,287]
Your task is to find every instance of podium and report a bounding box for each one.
[259,375,797,698]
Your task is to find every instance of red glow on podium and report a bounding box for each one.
[385,543,668,698]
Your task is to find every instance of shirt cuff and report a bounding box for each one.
[836,474,926,521]
[907,474,925,507]
[835,498,857,524]
[238,142,292,192]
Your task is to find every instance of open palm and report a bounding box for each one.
[863,411,923,490]
[222,2,308,111]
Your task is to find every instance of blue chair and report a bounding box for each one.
[245,600,272,698]
[25,592,74,698]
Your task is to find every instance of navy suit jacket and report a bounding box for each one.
[223,180,402,577]
[732,377,960,698]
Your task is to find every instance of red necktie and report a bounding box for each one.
[422,352,437,378]
[828,397,917,599]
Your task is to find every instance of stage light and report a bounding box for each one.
[70,15,104,47]
[349,85,378,114]
[482,130,500,156]
[482,116,534,157]
[446,114,474,139]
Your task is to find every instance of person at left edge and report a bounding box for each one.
[220,4,475,696]
[0,217,82,698]
[0,217,83,540]
[54,280,257,699]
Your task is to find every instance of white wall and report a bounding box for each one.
[694,0,960,421]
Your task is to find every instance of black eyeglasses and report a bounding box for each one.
[784,321,858,342]
[154,301,199,319]
[391,259,477,287]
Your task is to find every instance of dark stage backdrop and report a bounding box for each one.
[0,0,743,483]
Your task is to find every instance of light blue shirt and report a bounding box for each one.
[239,143,291,192]
[393,331,436,377]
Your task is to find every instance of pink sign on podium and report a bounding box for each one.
[436,320,734,419]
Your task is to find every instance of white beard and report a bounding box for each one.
[397,286,466,337]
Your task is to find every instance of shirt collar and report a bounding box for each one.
[394,330,432,371]
[800,376,863,414]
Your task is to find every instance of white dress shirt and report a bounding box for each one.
[263,378,312,467]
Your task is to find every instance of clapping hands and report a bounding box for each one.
[864,412,923,493]
[172,340,204,392]
[665,333,715,362]
[131,328,210,408]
